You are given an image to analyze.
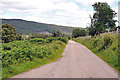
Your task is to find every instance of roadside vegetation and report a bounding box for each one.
[72,2,119,71]
[2,24,23,43]
[2,24,69,78]
[73,33,119,71]
[1,1,119,79]
[2,37,68,78]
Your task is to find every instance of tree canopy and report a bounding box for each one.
[72,28,86,38]
[2,24,23,43]
[88,2,117,36]
[52,30,66,37]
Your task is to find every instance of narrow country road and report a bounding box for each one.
[13,40,118,78]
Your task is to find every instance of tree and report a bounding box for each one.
[52,30,62,37]
[92,2,117,35]
[56,30,61,37]
[72,28,86,38]
[87,27,96,37]
[61,33,66,37]
[89,15,93,29]
[118,26,120,29]
[52,30,56,37]
[2,24,23,43]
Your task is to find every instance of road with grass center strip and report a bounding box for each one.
[13,40,118,78]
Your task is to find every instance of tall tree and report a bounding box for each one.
[89,15,93,29]
[92,2,117,35]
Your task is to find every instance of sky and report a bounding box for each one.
[0,0,119,28]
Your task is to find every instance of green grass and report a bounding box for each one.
[73,33,119,71]
[2,38,68,79]
[3,43,66,78]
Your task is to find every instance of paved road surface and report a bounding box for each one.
[13,40,118,78]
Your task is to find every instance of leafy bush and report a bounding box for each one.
[103,36,113,47]
[30,38,45,43]
[72,28,86,38]
[29,37,68,44]
[2,37,68,67]
[3,44,12,50]
[2,24,23,43]
[46,37,56,43]
[90,38,100,47]
[57,37,68,44]
[28,33,51,40]
[68,36,71,40]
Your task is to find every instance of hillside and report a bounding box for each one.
[2,19,83,34]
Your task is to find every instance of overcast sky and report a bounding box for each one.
[0,0,119,28]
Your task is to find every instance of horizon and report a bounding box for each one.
[0,0,119,28]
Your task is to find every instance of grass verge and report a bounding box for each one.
[73,33,119,71]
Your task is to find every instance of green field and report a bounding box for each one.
[2,37,68,78]
[73,33,119,71]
